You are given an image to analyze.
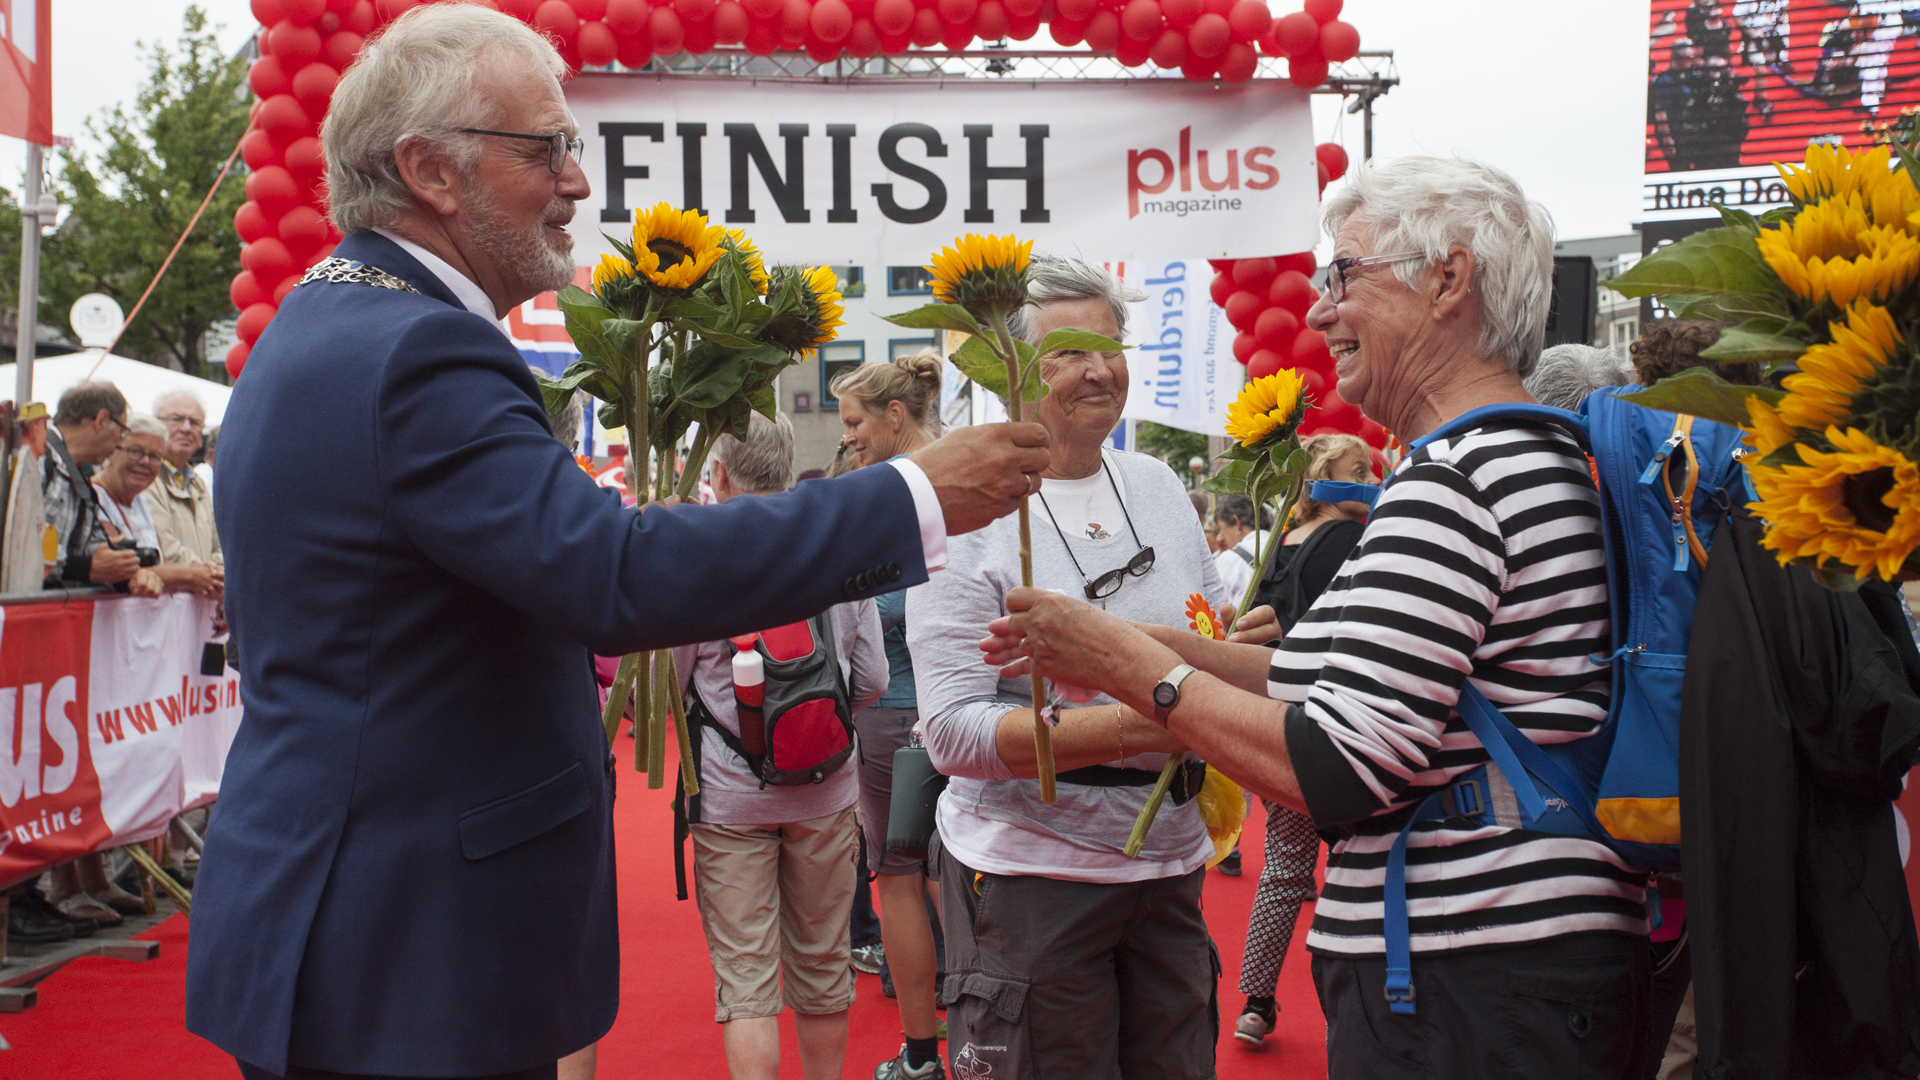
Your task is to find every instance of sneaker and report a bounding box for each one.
[851,942,886,976]
[1217,849,1242,877]
[1233,996,1277,1045]
[873,1045,944,1079]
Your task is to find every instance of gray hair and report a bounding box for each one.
[713,412,795,494]
[1524,344,1635,410]
[125,413,169,440]
[1323,156,1555,377]
[1006,255,1146,347]
[531,365,586,450]
[323,4,567,235]
[152,388,203,415]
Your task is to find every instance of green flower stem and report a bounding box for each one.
[647,648,671,789]
[1228,468,1305,636]
[633,649,652,772]
[664,649,700,796]
[602,651,642,748]
[989,307,1057,805]
[675,423,719,501]
[1125,760,1180,858]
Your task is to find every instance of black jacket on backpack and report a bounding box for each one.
[1681,512,1920,1080]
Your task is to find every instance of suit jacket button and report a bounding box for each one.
[844,576,861,595]
[886,562,902,582]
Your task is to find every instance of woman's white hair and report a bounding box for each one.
[1006,255,1146,347]
[124,413,169,440]
[323,3,566,235]
[1323,156,1555,377]
[1524,344,1634,411]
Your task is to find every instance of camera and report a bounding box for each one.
[110,537,162,567]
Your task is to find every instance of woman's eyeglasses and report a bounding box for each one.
[117,446,165,465]
[1327,251,1427,303]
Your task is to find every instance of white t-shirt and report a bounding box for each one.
[93,483,159,551]
[1030,462,1139,590]
[1213,533,1258,604]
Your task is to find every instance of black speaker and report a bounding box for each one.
[1544,255,1597,348]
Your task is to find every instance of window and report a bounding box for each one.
[830,266,865,298]
[1609,316,1639,359]
[819,342,865,405]
[890,338,936,362]
[887,266,933,295]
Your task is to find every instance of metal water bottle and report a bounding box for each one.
[731,635,766,756]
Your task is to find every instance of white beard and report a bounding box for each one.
[465,188,575,300]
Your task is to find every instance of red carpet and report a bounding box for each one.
[0,726,1326,1079]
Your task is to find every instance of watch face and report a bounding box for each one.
[1153,683,1178,708]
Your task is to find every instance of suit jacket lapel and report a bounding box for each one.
[331,232,469,312]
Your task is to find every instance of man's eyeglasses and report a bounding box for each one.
[458,128,586,174]
[117,445,165,465]
[1327,251,1428,303]
[157,413,204,432]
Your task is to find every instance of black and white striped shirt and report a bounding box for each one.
[1271,420,1650,955]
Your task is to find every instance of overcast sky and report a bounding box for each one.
[10,0,1652,243]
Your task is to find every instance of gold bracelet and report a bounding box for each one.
[1114,703,1126,762]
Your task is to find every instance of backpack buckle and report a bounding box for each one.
[1440,777,1486,819]
[1384,967,1416,1013]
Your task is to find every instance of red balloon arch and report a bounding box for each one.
[230,0,1378,446]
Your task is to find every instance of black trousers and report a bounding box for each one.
[1311,932,1651,1079]
[237,1060,557,1080]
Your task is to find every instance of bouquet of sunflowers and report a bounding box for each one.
[1607,141,1920,587]
[537,203,843,787]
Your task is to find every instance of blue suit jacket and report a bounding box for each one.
[186,233,927,1075]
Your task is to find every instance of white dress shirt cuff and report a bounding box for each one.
[886,458,948,573]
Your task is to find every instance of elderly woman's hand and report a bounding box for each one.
[981,587,1180,703]
[1227,604,1281,645]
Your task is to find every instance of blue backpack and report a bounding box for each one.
[1310,387,1750,1015]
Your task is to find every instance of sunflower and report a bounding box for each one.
[1776,142,1920,232]
[763,265,846,355]
[1777,300,1902,432]
[1747,425,1920,580]
[1195,766,1246,866]
[592,252,636,293]
[927,233,1034,317]
[1185,593,1224,640]
[630,202,726,292]
[1758,210,1920,308]
[1744,395,1799,458]
[723,228,768,295]
[1224,368,1310,449]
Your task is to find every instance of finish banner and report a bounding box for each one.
[0,595,239,886]
[563,74,1320,264]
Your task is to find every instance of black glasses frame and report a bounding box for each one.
[1036,459,1156,602]
[458,128,586,174]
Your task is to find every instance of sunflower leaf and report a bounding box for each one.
[663,297,725,321]
[1604,225,1783,300]
[748,382,777,422]
[672,340,756,409]
[883,303,984,336]
[1714,203,1760,232]
[1618,368,1785,427]
[1806,564,1867,592]
[679,322,767,351]
[1202,457,1254,494]
[950,335,1010,397]
[1699,319,1813,363]
[1033,328,1131,357]
[1671,292,1797,327]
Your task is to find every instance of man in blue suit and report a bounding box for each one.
[185,7,1049,1078]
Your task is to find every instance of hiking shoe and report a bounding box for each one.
[1234,996,1277,1045]
[873,1045,944,1079]
[851,942,886,976]
[1217,849,1242,877]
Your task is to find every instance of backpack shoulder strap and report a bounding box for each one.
[1408,402,1590,456]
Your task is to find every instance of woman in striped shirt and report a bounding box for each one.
[980,157,1652,1077]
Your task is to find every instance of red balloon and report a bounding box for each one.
[1232,256,1276,292]
[975,0,1008,39]
[940,19,973,48]
[1115,31,1151,64]
[578,19,619,61]
[1318,17,1357,61]
[1148,27,1186,66]
[373,0,419,20]
[1269,270,1316,313]
[1291,327,1330,367]
[281,0,326,25]
[1257,22,1279,56]
[811,0,852,39]
[910,8,943,44]
[1225,0,1266,42]
[291,62,339,114]
[681,14,717,49]
[572,0,609,17]
[343,0,376,34]
[269,21,324,69]
[1273,10,1316,54]
[844,16,881,53]
[714,0,750,40]
[781,0,810,34]
[1084,9,1119,50]
[650,5,685,50]
[241,129,282,171]
[257,95,313,144]
[235,201,275,244]
[323,29,365,68]
[1277,251,1316,277]
[805,33,843,61]
[284,136,326,182]
[675,0,716,18]
[252,0,285,26]
[1217,41,1256,82]
[873,0,913,34]
[535,0,582,40]
[1120,0,1162,40]
[1048,14,1086,45]
[608,0,651,29]
[236,302,278,346]
[1232,331,1258,365]
[1247,349,1285,380]
[1316,141,1349,182]
[243,235,297,281]
[1297,365,1328,401]
[744,15,780,51]
[1055,0,1095,18]
[1187,13,1228,57]
[1289,51,1328,88]
[230,270,268,311]
[936,0,975,21]
[226,341,251,378]
[1303,0,1339,22]
[1178,51,1217,81]
[1200,0,1232,15]
[272,273,300,305]
[1160,0,1197,29]
[277,205,331,253]
[249,56,291,100]
[1224,290,1264,332]
[1208,270,1236,308]
[1254,306,1298,350]
[1316,159,1330,192]
[1004,0,1041,14]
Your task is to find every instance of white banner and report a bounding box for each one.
[1120,258,1243,438]
[563,75,1320,264]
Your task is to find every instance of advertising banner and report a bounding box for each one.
[563,75,1320,264]
[0,0,51,146]
[0,595,240,885]
[1644,0,1920,223]
[1119,259,1242,438]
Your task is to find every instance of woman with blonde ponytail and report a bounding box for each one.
[831,349,943,467]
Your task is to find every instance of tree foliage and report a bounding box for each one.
[1135,420,1208,484]
[41,7,248,378]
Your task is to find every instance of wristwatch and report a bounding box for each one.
[1151,664,1196,725]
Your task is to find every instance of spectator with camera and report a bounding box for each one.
[92,415,221,600]
[41,382,139,590]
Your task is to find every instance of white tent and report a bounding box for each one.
[1,349,234,427]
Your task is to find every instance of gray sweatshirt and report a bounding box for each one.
[907,449,1230,882]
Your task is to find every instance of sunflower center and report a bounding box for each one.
[647,238,695,269]
[1841,467,1897,532]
